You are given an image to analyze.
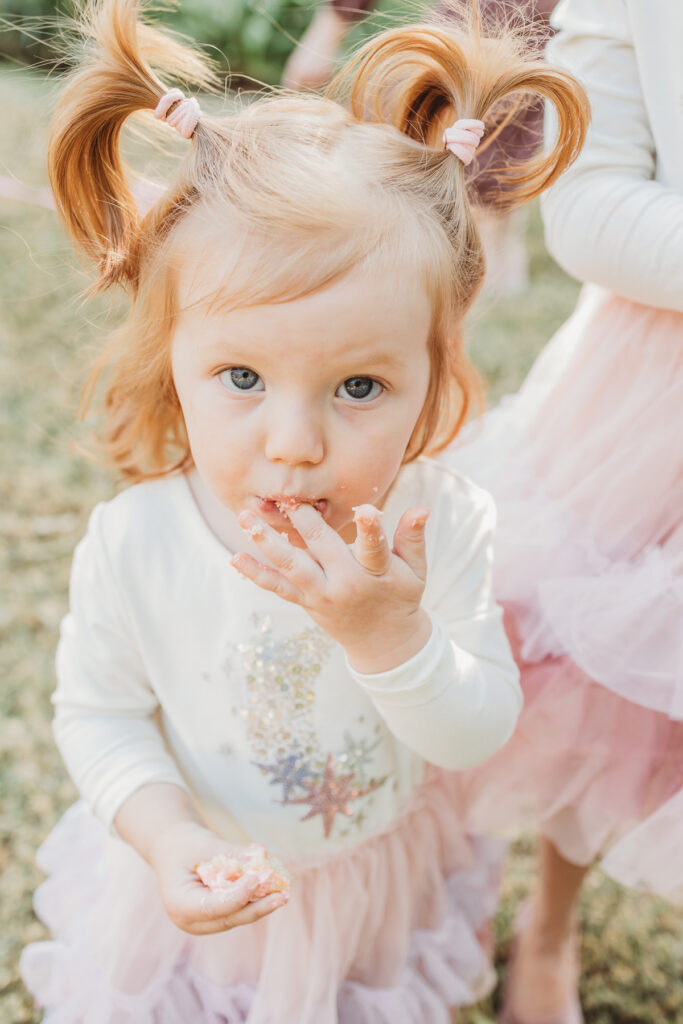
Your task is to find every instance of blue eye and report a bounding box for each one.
[336,377,383,402]
[219,368,264,393]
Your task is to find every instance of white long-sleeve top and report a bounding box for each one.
[542,0,683,311]
[52,459,520,859]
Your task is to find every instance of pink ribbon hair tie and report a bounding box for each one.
[154,88,202,140]
[443,118,485,166]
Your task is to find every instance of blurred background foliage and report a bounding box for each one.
[0,0,400,85]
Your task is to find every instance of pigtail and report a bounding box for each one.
[48,0,215,290]
[334,5,589,207]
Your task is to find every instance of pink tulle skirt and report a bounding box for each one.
[20,771,501,1024]
[443,286,683,900]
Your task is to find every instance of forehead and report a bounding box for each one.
[175,245,433,369]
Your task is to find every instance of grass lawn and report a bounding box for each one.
[1,66,681,1024]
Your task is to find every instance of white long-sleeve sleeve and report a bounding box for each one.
[347,488,521,771]
[53,504,190,827]
[541,0,683,312]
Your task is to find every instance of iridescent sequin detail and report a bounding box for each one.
[228,614,389,839]
[283,752,384,838]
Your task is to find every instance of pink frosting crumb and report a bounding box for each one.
[195,844,291,902]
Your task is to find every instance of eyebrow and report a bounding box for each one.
[198,338,409,372]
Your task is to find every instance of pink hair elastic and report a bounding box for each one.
[153,87,201,140]
[443,119,485,166]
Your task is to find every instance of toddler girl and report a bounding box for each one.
[20,2,586,1020]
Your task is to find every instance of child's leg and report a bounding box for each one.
[506,837,589,1021]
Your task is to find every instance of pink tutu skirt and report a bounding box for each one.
[20,771,501,1024]
[443,286,683,900]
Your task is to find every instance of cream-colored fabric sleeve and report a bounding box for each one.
[347,489,522,771]
[541,0,683,312]
[52,504,190,828]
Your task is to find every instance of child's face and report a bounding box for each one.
[171,259,432,544]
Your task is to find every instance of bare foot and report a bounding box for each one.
[506,902,581,1022]
[282,8,350,91]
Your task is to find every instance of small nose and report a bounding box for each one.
[264,399,324,466]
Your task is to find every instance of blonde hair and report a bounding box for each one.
[49,0,589,481]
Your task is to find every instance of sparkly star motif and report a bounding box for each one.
[341,732,381,775]
[230,615,334,761]
[254,751,316,800]
[284,753,385,838]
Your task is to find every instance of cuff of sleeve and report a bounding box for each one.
[345,615,456,708]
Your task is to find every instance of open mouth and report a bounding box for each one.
[257,496,329,517]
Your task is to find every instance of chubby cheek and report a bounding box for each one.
[196,448,246,511]
[329,423,413,526]
[177,385,252,510]
[192,429,251,510]
[333,459,399,521]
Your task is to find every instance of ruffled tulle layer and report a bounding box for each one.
[601,789,683,904]
[457,619,683,869]
[442,286,683,900]
[21,772,501,1024]
[448,286,683,719]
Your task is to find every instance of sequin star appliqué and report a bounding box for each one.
[283,753,385,838]
[253,751,316,801]
[226,615,390,840]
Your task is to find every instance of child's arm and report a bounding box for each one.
[232,486,521,771]
[281,0,374,91]
[53,505,193,826]
[541,0,683,312]
[281,5,352,91]
[56,505,287,933]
